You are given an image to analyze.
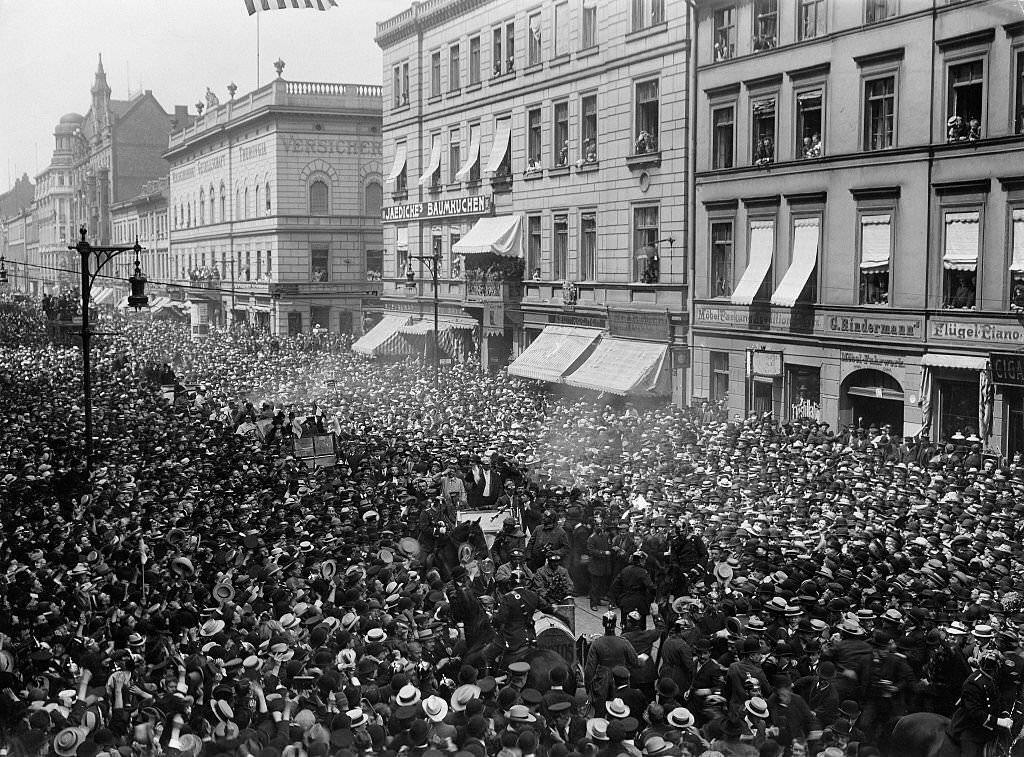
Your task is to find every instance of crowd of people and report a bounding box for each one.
[0,304,1023,757]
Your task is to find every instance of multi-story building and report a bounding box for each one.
[0,174,34,292]
[109,178,172,311]
[29,57,175,296]
[374,0,692,400]
[164,71,384,337]
[691,0,1024,455]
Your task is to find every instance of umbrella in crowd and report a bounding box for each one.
[0,301,1023,757]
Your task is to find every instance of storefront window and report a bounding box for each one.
[937,376,979,442]
[788,365,821,421]
[710,351,729,403]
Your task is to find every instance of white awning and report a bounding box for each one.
[452,215,522,257]
[399,315,478,336]
[149,296,171,311]
[395,226,408,252]
[485,119,512,173]
[507,325,603,383]
[418,137,442,186]
[116,296,130,309]
[731,220,775,305]
[1011,209,1024,273]
[920,353,987,370]
[564,338,669,396]
[771,217,820,307]
[352,314,415,357]
[398,319,435,336]
[454,128,482,182]
[92,287,115,305]
[386,142,407,183]
[860,214,892,272]
[943,212,979,271]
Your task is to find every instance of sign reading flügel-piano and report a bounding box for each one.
[381,195,493,223]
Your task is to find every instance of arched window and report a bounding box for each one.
[186,202,191,227]
[235,189,242,220]
[209,186,216,224]
[254,185,261,219]
[243,187,250,219]
[364,181,383,217]
[265,182,271,213]
[309,179,329,215]
[199,190,205,224]
[220,184,226,221]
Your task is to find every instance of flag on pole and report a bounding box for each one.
[244,0,338,14]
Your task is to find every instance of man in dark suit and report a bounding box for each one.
[467,454,502,508]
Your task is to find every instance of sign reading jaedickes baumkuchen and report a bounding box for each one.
[990,352,1024,387]
[381,195,493,223]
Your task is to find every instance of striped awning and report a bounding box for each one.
[564,338,669,395]
[920,353,987,371]
[92,287,115,305]
[507,326,603,383]
[399,315,478,336]
[149,296,171,311]
[352,314,414,356]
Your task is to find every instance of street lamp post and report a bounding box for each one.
[405,252,441,387]
[69,226,146,474]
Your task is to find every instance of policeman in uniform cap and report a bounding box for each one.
[491,517,526,566]
[495,547,534,594]
[950,649,1016,757]
[585,611,639,716]
[485,569,560,671]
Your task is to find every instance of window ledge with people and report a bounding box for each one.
[946,115,982,143]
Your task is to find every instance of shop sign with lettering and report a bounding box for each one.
[694,304,923,342]
[607,308,671,341]
[382,195,493,223]
[750,350,783,377]
[930,317,1024,347]
[990,352,1024,386]
[549,313,605,329]
[839,350,907,379]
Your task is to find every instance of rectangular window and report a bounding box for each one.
[788,365,822,422]
[402,63,409,105]
[311,246,329,282]
[527,107,542,171]
[529,13,542,66]
[553,214,569,280]
[864,76,895,150]
[468,122,481,182]
[711,221,734,297]
[469,36,481,84]
[582,0,597,48]
[753,0,778,51]
[492,28,503,76]
[865,0,897,23]
[1016,51,1024,135]
[859,213,892,305]
[635,79,660,154]
[528,215,542,278]
[942,211,980,309]
[1011,209,1024,309]
[449,232,461,277]
[634,205,660,283]
[947,60,984,141]
[449,127,461,183]
[506,22,516,73]
[714,7,736,61]
[392,66,402,108]
[796,90,824,158]
[431,51,441,97]
[632,0,665,30]
[580,212,597,280]
[710,351,730,403]
[553,101,569,166]
[449,44,461,91]
[752,97,776,164]
[937,376,980,442]
[799,0,826,40]
[554,3,568,56]
[712,105,735,169]
[581,94,598,162]
[366,249,383,281]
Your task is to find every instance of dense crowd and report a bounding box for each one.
[0,309,1023,757]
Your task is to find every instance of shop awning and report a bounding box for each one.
[399,319,434,336]
[943,212,980,271]
[485,119,512,173]
[507,325,603,383]
[846,386,905,401]
[399,315,479,336]
[418,138,442,186]
[731,220,775,305]
[771,217,820,307]
[149,296,171,311]
[453,215,522,257]
[564,338,669,395]
[92,287,115,305]
[1011,209,1024,272]
[352,314,414,356]
[920,353,987,370]
[386,142,407,184]
[454,129,482,182]
[860,214,892,272]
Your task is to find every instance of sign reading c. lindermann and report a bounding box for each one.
[381,195,493,223]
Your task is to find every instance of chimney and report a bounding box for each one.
[172,104,189,129]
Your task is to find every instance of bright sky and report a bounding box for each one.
[0,0,412,189]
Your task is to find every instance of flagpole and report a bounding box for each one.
[256,11,261,87]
